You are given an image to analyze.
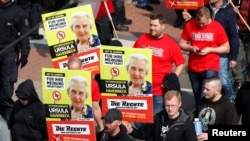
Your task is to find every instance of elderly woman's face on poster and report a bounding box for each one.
[71,15,92,43]
[68,80,88,110]
[127,58,148,87]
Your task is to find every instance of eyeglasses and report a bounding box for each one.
[165,105,178,109]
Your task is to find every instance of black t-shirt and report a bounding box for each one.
[160,115,179,140]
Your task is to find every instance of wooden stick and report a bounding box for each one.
[229,0,250,31]
[103,1,119,40]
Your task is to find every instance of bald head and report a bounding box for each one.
[68,57,82,70]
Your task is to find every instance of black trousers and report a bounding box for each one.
[96,15,113,45]
[0,50,16,108]
[111,0,126,26]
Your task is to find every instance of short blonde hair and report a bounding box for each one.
[164,90,182,103]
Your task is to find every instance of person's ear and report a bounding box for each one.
[178,102,182,108]
[117,120,122,126]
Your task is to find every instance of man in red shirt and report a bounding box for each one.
[133,13,185,117]
[179,7,229,108]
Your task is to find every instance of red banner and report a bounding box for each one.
[165,0,205,10]
[47,120,96,141]
[53,48,100,75]
[102,96,153,123]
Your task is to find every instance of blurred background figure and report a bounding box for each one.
[16,0,46,40]
[234,66,250,125]
[173,9,184,27]
[112,0,132,31]
[132,0,154,11]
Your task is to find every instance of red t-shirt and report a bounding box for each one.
[181,19,228,72]
[133,34,185,96]
[91,79,101,101]
[95,0,114,20]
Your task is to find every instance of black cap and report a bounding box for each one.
[103,108,122,123]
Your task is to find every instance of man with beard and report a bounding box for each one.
[133,13,185,116]
[96,108,134,141]
[132,14,185,141]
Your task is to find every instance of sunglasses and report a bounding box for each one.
[18,97,28,101]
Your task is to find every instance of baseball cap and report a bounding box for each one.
[103,108,122,123]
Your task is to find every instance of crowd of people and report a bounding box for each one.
[0,0,249,141]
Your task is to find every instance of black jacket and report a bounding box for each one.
[96,124,134,141]
[0,2,30,56]
[195,92,238,132]
[131,108,197,141]
[235,81,250,125]
[206,0,239,61]
[9,79,48,141]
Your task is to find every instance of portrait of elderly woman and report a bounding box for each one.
[126,53,152,95]
[67,76,93,120]
[70,11,101,52]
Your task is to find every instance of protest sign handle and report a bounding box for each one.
[104,1,119,40]
[229,0,250,31]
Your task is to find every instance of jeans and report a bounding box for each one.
[188,70,218,107]
[219,56,235,101]
[134,95,163,141]
[134,0,147,7]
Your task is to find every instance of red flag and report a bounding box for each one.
[165,0,206,10]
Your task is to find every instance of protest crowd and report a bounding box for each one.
[0,0,250,141]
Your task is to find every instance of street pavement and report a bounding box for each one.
[14,0,195,114]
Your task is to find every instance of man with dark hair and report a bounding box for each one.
[133,13,185,141]
[134,13,185,115]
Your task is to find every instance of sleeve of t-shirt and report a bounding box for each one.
[91,79,101,101]
[181,22,191,41]
[133,40,140,48]
[170,38,185,66]
[133,35,144,48]
[173,46,185,66]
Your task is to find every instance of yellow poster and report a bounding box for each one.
[42,68,96,141]
[42,4,100,73]
[100,46,154,122]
